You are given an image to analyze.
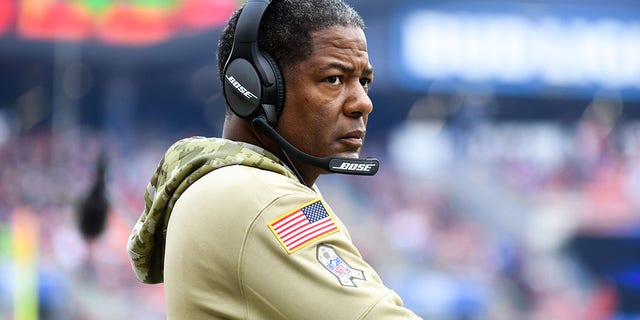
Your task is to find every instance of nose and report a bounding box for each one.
[344,82,373,118]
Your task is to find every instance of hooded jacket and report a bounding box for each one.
[126,136,423,319]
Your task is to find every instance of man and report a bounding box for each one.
[127,0,422,319]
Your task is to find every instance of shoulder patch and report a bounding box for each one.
[316,244,366,287]
[268,199,339,254]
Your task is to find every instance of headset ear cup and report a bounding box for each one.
[260,52,285,123]
[223,58,263,119]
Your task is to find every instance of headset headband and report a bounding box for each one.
[234,0,270,44]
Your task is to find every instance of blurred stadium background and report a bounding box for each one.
[1,0,640,319]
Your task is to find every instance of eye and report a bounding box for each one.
[360,78,372,92]
[325,76,342,85]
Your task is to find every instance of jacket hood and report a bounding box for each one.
[127,137,297,284]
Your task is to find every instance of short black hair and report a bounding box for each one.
[217,0,365,86]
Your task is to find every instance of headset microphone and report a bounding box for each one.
[252,116,379,176]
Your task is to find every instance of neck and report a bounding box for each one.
[223,116,319,187]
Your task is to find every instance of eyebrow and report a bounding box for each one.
[320,62,374,76]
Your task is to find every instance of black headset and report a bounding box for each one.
[222,0,284,127]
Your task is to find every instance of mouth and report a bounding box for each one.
[338,130,365,150]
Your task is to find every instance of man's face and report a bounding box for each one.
[276,26,374,161]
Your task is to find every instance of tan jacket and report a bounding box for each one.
[128,137,421,319]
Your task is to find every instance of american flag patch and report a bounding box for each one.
[269,199,339,254]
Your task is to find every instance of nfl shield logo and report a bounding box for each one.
[328,257,351,277]
[316,244,366,287]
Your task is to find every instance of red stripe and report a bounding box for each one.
[282,218,335,247]
[271,209,302,227]
[273,213,306,236]
[287,225,338,251]
[281,221,316,243]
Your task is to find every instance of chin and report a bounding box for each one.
[336,151,361,159]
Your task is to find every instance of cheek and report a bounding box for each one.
[277,108,328,151]
[284,97,324,132]
[279,87,340,146]
[301,103,335,137]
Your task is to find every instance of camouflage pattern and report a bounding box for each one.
[126,137,297,284]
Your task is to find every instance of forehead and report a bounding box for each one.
[311,25,368,51]
[295,26,370,69]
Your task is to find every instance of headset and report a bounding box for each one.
[222,0,379,179]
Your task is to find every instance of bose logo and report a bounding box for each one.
[332,162,375,172]
[226,75,258,100]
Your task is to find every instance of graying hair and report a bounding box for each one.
[217,0,365,86]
